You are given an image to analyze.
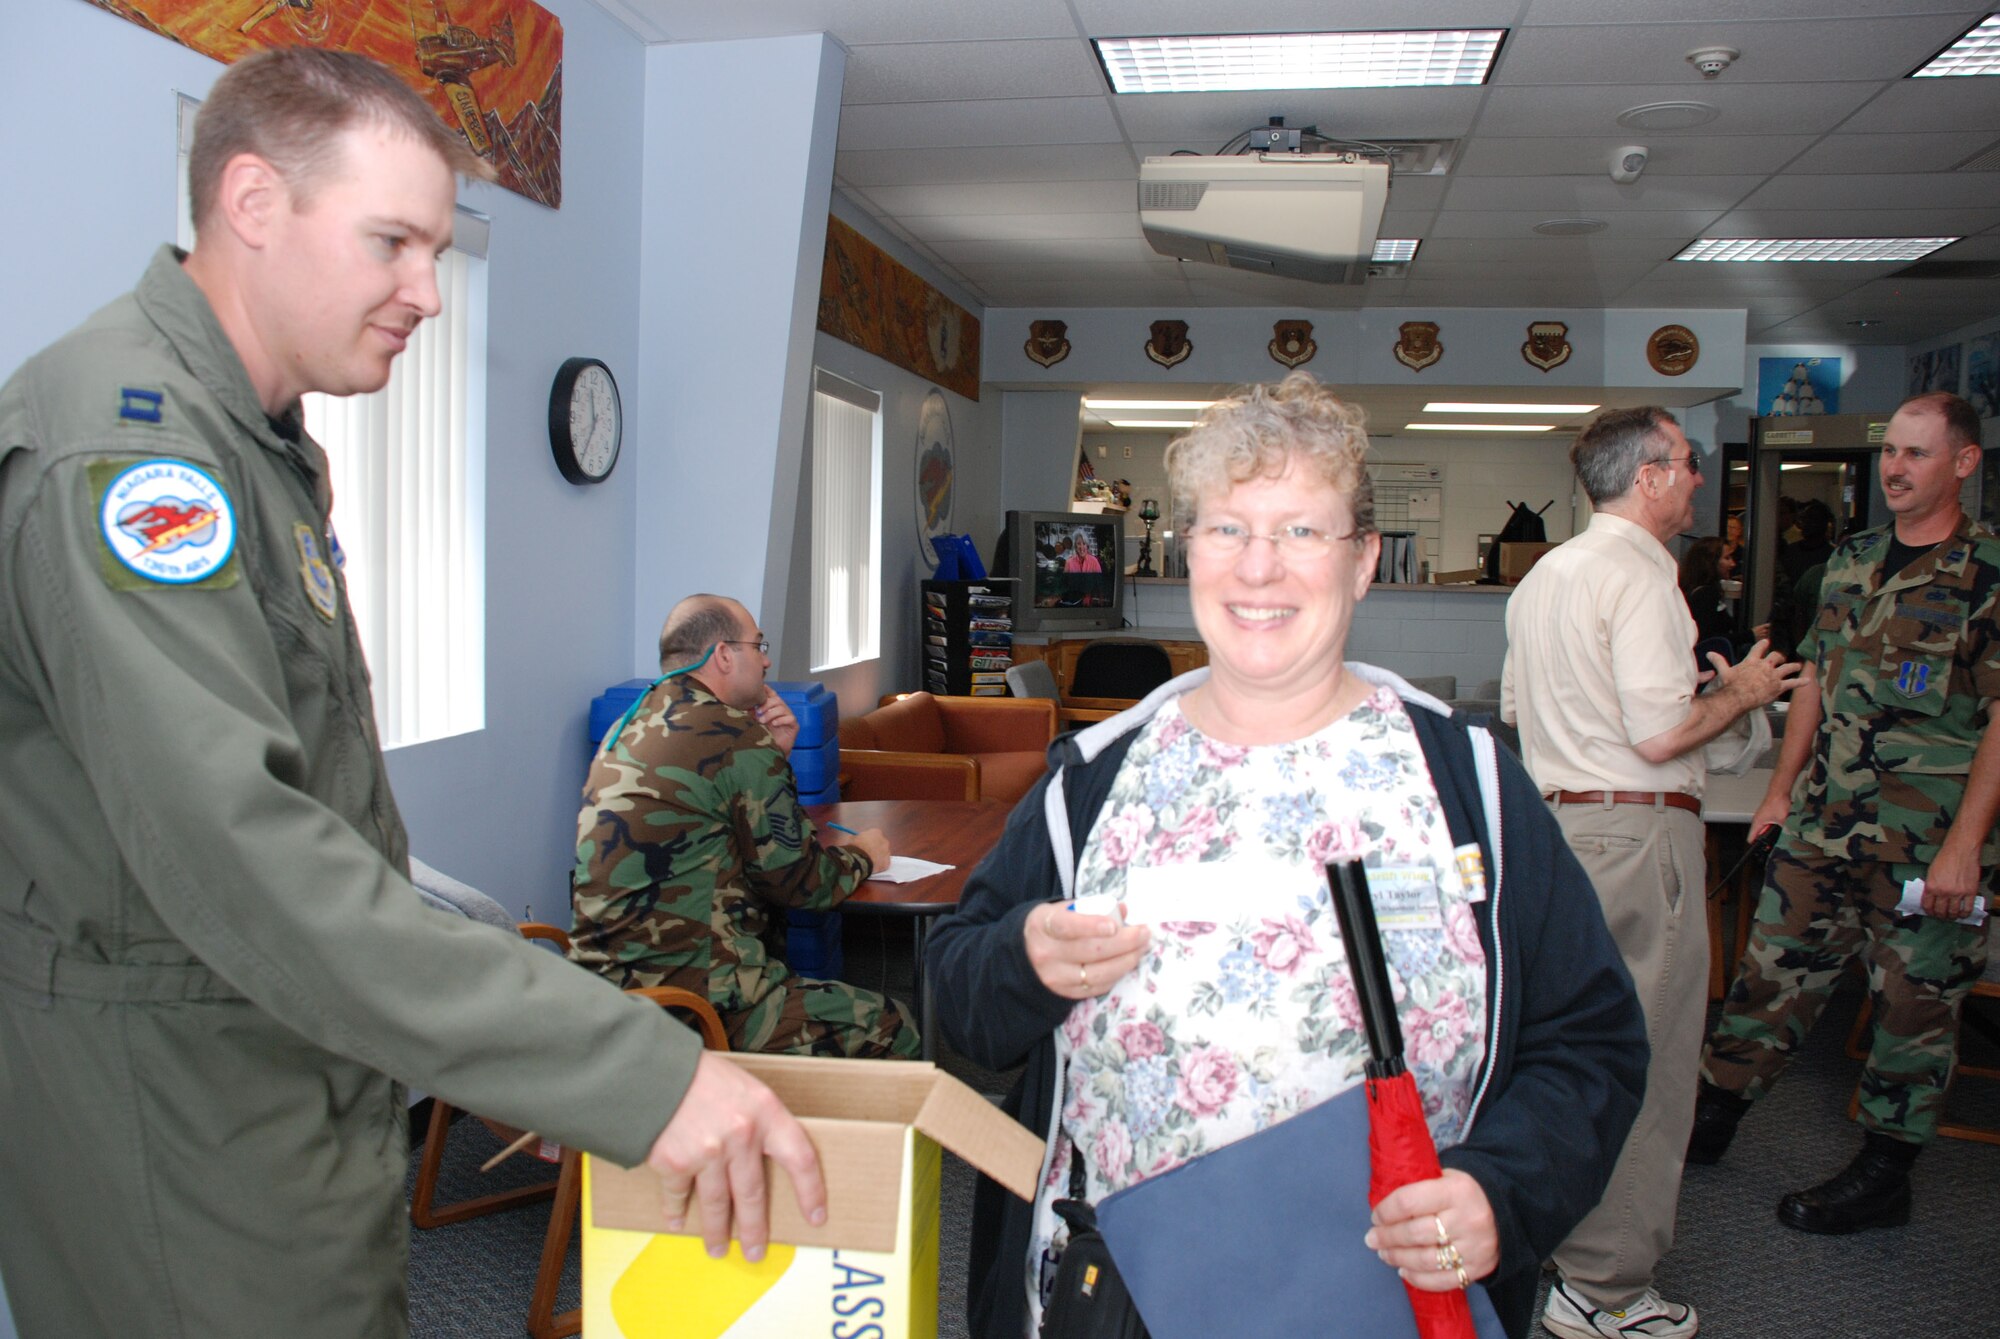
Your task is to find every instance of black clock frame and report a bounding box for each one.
[548,356,621,485]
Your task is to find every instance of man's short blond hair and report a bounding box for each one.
[189,47,489,232]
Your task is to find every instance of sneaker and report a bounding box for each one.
[1542,1278,1699,1339]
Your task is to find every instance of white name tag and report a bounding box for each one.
[1368,865,1445,931]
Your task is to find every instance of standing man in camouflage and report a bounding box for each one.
[572,595,920,1058]
[0,49,825,1338]
[1504,407,1799,1339]
[1691,391,1999,1234]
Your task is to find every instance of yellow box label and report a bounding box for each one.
[583,1134,941,1339]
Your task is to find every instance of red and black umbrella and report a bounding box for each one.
[1328,860,1477,1339]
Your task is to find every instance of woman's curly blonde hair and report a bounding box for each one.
[1163,372,1375,535]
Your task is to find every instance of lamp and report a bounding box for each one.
[1136,498,1161,577]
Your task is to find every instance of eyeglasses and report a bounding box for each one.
[1644,452,1701,476]
[1187,522,1359,559]
[722,638,771,655]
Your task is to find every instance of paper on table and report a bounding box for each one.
[867,856,955,884]
[1895,878,1989,927]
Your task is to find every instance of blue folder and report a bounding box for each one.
[1094,1083,1507,1339]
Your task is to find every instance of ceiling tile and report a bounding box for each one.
[1492,18,1972,87]
[953,259,1187,282]
[1430,209,1724,239]
[928,236,1165,264]
[1520,0,1968,21]
[1414,236,1688,265]
[835,143,1137,186]
[1836,76,2000,134]
[1784,132,1997,175]
[616,0,1084,44]
[841,39,1106,104]
[836,96,1121,150]
[858,179,1136,216]
[1734,172,2000,212]
[1476,82,1882,137]
[1112,89,1484,146]
[1454,135,1819,178]
[1707,208,2000,237]
[1442,174,1762,212]
[899,211,1142,243]
[1068,0,1523,35]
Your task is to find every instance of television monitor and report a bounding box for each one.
[1004,510,1126,635]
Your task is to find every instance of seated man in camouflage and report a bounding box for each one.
[571,595,919,1058]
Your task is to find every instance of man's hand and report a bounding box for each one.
[753,686,799,754]
[1922,843,1985,919]
[646,1051,827,1261]
[825,824,891,873]
[1707,638,1805,709]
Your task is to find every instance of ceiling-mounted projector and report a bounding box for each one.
[1139,152,1390,285]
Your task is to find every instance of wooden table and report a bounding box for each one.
[1702,769,1776,1001]
[807,798,1013,1059]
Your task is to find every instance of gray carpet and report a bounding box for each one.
[407,915,1999,1337]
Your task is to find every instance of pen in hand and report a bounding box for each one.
[827,822,859,836]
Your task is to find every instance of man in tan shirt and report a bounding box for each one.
[1502,407,1799,1339]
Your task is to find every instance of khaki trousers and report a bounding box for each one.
[1548,800,1708,1311]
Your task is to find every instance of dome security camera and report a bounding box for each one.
[1609,145,1649,183]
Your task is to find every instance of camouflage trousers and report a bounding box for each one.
[730,975,921,1060]
[1702,841,1990,1142]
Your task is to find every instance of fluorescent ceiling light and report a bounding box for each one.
[1404,423,1554,432]
[1913,15,2000,76]
[1107,419,1197,429]
[1675,238,1958,262]
[1780,461,1823,471]
[1372,238,1420,263]
[1094,30,1505,94]
[1083,398,1219,410]
[1425,402,1599,414]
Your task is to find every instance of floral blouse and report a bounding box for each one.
[1027,687,1489,1328]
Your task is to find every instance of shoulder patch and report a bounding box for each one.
[293,522,339,621]
[118,386,164,425]
[90,457,239,590]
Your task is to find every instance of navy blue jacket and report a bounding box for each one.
[929,669,1647,1339]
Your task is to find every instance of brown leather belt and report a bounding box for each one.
[1547,789,1701,815]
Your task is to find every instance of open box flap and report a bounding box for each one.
[910,1069,1044,1202]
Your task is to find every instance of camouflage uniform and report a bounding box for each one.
[571,674,918,1058]
[1703,516,2000,1141]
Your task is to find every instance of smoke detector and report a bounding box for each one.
[1686,46,1739,78]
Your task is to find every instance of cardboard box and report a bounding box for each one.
[582,1053,1045,1339]
[1430,567,1485,585]
[1498,541,1557,584]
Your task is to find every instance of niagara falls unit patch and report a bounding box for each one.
[92,457,240,590]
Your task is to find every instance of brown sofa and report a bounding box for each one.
[837,692,1057,803]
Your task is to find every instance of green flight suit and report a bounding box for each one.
[1704,517,2000,1140]
[0,248,703,1337]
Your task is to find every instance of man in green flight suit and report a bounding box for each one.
[0,48,824,1338]
[571,594,920,1059]
[1691,391,1999,1234]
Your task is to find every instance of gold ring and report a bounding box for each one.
[1439,1243,1462,1272]
[1080,962,1090,990]
[1455,1265,1469,1290]
[1435,1245,1451,1271]
[1434,1215,1449,1246]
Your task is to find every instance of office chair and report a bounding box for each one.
[1068,639,1174,701]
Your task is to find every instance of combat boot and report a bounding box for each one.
[1685,1083,1748,1166]
[1776,1133,1916,1234]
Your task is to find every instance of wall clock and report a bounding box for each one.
[548,357,622,485]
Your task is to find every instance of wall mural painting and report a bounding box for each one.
[817,216,982,400]
[86,0,565,209]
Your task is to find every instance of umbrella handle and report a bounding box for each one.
[1327,860,1404,1066]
